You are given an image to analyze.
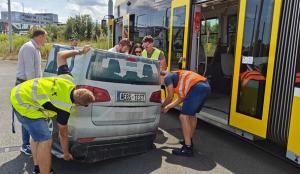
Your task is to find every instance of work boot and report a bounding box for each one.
[172,145,193,157]
[179,139,193,146]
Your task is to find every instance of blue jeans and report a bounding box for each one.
[15,79,30,146]
[14,109,52,142]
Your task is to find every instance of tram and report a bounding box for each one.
[110,0,300,165]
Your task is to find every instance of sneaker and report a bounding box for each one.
[20,145,32,155]
[33,168,54,174]
[172,145,193,157]
[179,139,193,146]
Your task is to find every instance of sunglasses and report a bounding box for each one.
[142,43,152,49]
[135,51,142,53]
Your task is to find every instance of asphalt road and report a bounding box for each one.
[0,60,299,174]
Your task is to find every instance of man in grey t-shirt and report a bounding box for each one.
[15,28,48,156]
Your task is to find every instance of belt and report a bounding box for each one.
[16,78,26,83]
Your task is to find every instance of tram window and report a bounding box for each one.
[169,6,186,71]
[134,12,148,43]
[236,0,275,120]
[227,15,237,45]
[200,18,219,57]
[150,4,171,61]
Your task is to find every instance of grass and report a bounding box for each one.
[0,34,109,60]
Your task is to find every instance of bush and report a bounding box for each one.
[0,33,109,60]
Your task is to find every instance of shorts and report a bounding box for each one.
[14,109,52,142]
[181,81,211,116]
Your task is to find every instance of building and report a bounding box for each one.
[0,11,59,35]
[1,11,58,26]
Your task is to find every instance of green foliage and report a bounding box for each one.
[0,33,108,60]
[86,16,93,40]
[0,14,110,60]
[39,44,52,60]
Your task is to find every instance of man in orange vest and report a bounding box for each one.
[161,70,211,156]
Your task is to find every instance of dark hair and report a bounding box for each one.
[130,43,143,55]
[32,28,46,38]
[142,35,153,43]
[119,38,132,47]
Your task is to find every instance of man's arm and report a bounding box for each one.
[57,45,91,68]
[24,46,37,79]
[159,53,167,70]
[162,84,184,113]
[160,58,167,71]
[57,123,73,161]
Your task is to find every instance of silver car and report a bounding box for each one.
[43,45,161,163]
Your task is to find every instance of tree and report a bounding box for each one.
[94,20,101,41]
[86,15,93,40]
[65,17,76,40]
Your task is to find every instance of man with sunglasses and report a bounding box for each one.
[11,45,95,174]
[141,35,167,70]
[108,38,132,54]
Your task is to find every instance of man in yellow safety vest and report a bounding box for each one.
[141,35,167,71]
[10,45,95,174]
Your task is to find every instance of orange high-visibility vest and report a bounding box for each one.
[240,71,266,88]
[172,70,206,98]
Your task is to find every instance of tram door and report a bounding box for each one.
[122,14,130,39]
[287,87,300,165]
[229,0,282,138]
[286,50,300,164]
[114,17,123,45]
[168,0,191,71]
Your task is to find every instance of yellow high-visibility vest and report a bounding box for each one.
[141,48,162,60]
[10,74,75,119]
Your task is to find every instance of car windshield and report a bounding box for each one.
[87,51,160,85]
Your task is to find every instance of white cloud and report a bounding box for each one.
[65,2,108,22]
[0,2,40,14]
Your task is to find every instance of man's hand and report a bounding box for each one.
[81,45,91,54]
[63,153,73,161]
[161,106,170,113]
[57,45,92,68]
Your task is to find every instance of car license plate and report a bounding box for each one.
[117,92,146,102]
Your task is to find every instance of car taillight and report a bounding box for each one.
[76,85,111,102]
[151,131,157,134]
[149,91,161,103]
[76,137,95,142]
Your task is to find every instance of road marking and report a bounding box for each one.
[0,146,21,154]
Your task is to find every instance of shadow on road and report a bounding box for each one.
[0,153,33,174]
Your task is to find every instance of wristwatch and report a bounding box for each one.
[78,50,83,55]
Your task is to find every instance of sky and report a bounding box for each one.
[0,0,116,23]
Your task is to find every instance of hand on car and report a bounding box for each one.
[161,106,170,113]
[81,45,91,54]
[63,153,73,161]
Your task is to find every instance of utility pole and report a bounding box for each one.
[7,0,13,53]
[22,3,24,29]
[108,0,113,49]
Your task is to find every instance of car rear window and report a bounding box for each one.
[87,51,160,85]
